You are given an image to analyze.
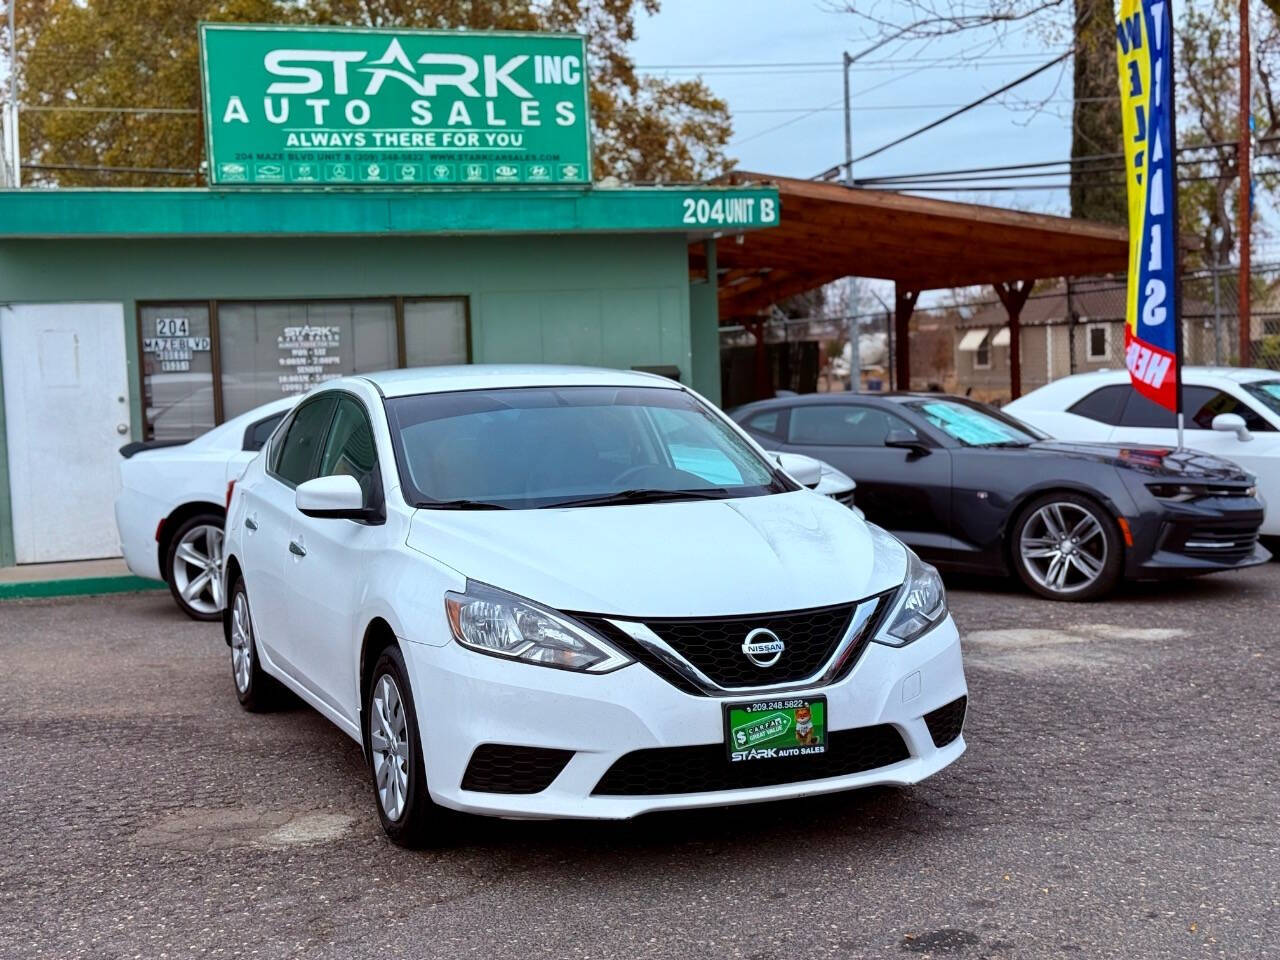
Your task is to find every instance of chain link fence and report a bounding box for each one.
[718,265,1280,407]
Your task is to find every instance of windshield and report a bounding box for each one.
[1242,380,1280,420]
[384,385,787,509]
[909,398,1045,447]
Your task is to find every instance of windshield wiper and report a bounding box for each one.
[540,487,734,509]
[420,498,511,510]
[979,440,1033,448]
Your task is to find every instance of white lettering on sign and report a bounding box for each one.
[680,195,777,227]
[1124,341,1173,388]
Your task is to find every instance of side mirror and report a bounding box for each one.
[296,475,379,521]
[1211,412,1252,442]
[884,428,930,455]
[773,452,824,489]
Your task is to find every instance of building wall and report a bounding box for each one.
[0,233,694,564]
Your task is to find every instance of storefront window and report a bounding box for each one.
[404,299,469,367]
[218,300,397,419]
[139,303,216,441]
[138,296,470,437]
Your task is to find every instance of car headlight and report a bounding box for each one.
[878,550,947,647]
[1148,482,1257,502]
[444,581,632,673]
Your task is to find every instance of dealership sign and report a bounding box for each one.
[198,23,592,187]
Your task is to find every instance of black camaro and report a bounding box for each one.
[732,393,1270,600]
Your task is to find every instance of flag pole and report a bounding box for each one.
[1167,0,1186,449]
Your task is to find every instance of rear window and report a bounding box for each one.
[243,412,286,452]
[1068,385,1128,425]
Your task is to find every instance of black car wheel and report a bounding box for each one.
[363,646,454,848]
[1011,492,1123,601]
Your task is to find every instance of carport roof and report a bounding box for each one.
[704,172,1129,317]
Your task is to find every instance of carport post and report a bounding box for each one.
[893,287,918,391]
[993,279,1034,400]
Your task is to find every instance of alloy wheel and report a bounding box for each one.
[172,524,225,615]
[230,591,253,694]
[1018,501,1108,595]
[370,675,410,822]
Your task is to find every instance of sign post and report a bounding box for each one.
[199,23,592,187]
[1116,0,1184,446]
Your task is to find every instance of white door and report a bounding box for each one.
[1,303,131,563]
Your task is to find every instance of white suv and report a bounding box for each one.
[1006,367,1280,536]
[222,366,967,845]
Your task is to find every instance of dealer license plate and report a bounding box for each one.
[725,696,826,762]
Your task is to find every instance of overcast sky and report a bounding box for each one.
[634,1,1084,217]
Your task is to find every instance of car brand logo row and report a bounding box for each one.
[217,161,587,185]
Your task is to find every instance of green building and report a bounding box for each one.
[0,184,777,566]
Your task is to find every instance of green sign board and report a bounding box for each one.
[198,23,592,187]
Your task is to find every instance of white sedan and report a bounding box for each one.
[222,366,967,845]
[115,396,298,619]
[115,396,859,621]
[1006,367,1280,536]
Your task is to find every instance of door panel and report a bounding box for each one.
[284,396,382,722]
[1,303,130,562]
[779,403,952,552]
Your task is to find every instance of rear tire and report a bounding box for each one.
[364,646,453,847]
[165,513,225,621]
[228,576,278,712]
[1010,492,1123,601]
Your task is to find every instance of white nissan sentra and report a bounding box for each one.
[222,366,968,845]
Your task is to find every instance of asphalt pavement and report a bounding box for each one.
[1,566,1277,960]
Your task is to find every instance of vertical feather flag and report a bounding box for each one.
[1116,0,1182,414]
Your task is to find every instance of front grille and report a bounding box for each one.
[832,490,857,508]
[593,724,909,796]
[632,603,857,689]
[924,696,967,748]
[460,744,574,794]
[1180,526,1260,563]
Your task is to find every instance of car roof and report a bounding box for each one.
[1011,367,1280,407]
[733,391,957,413]
[346,364,685,398]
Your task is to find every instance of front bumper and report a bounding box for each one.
[401,614,967,820]
[1126,496,1271,578]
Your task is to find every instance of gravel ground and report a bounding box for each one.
[1,566,1277,960]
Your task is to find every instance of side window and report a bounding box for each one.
[788,405,911,446]
[1184,386,1273,432]
[1068,385,1128,425]
[243,412,287,452]
[273,396,337,486]
[744,410,782,438]
[1119,389,1178,428]
[316,397,380,502]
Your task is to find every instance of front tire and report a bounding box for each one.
[364,646,450,847]
[166,513,225,621]
[228,577,277,712]
[1011,492,1123,601]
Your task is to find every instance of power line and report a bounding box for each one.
[847,51,1073,167]
[26,162,199,176]
[20,104,198,115]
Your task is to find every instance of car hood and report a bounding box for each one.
[1025,440,1253,481]
[405,490,907,618]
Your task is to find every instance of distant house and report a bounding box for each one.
[953,277,1217,404]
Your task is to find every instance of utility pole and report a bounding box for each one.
[1238,0,1251,365]
[842,51,853,185]
[6,0,17,188]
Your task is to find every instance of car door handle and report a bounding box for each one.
[244,517,258,531]
[288,540,306,557]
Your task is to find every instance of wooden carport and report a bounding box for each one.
[695,172,1129,400]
